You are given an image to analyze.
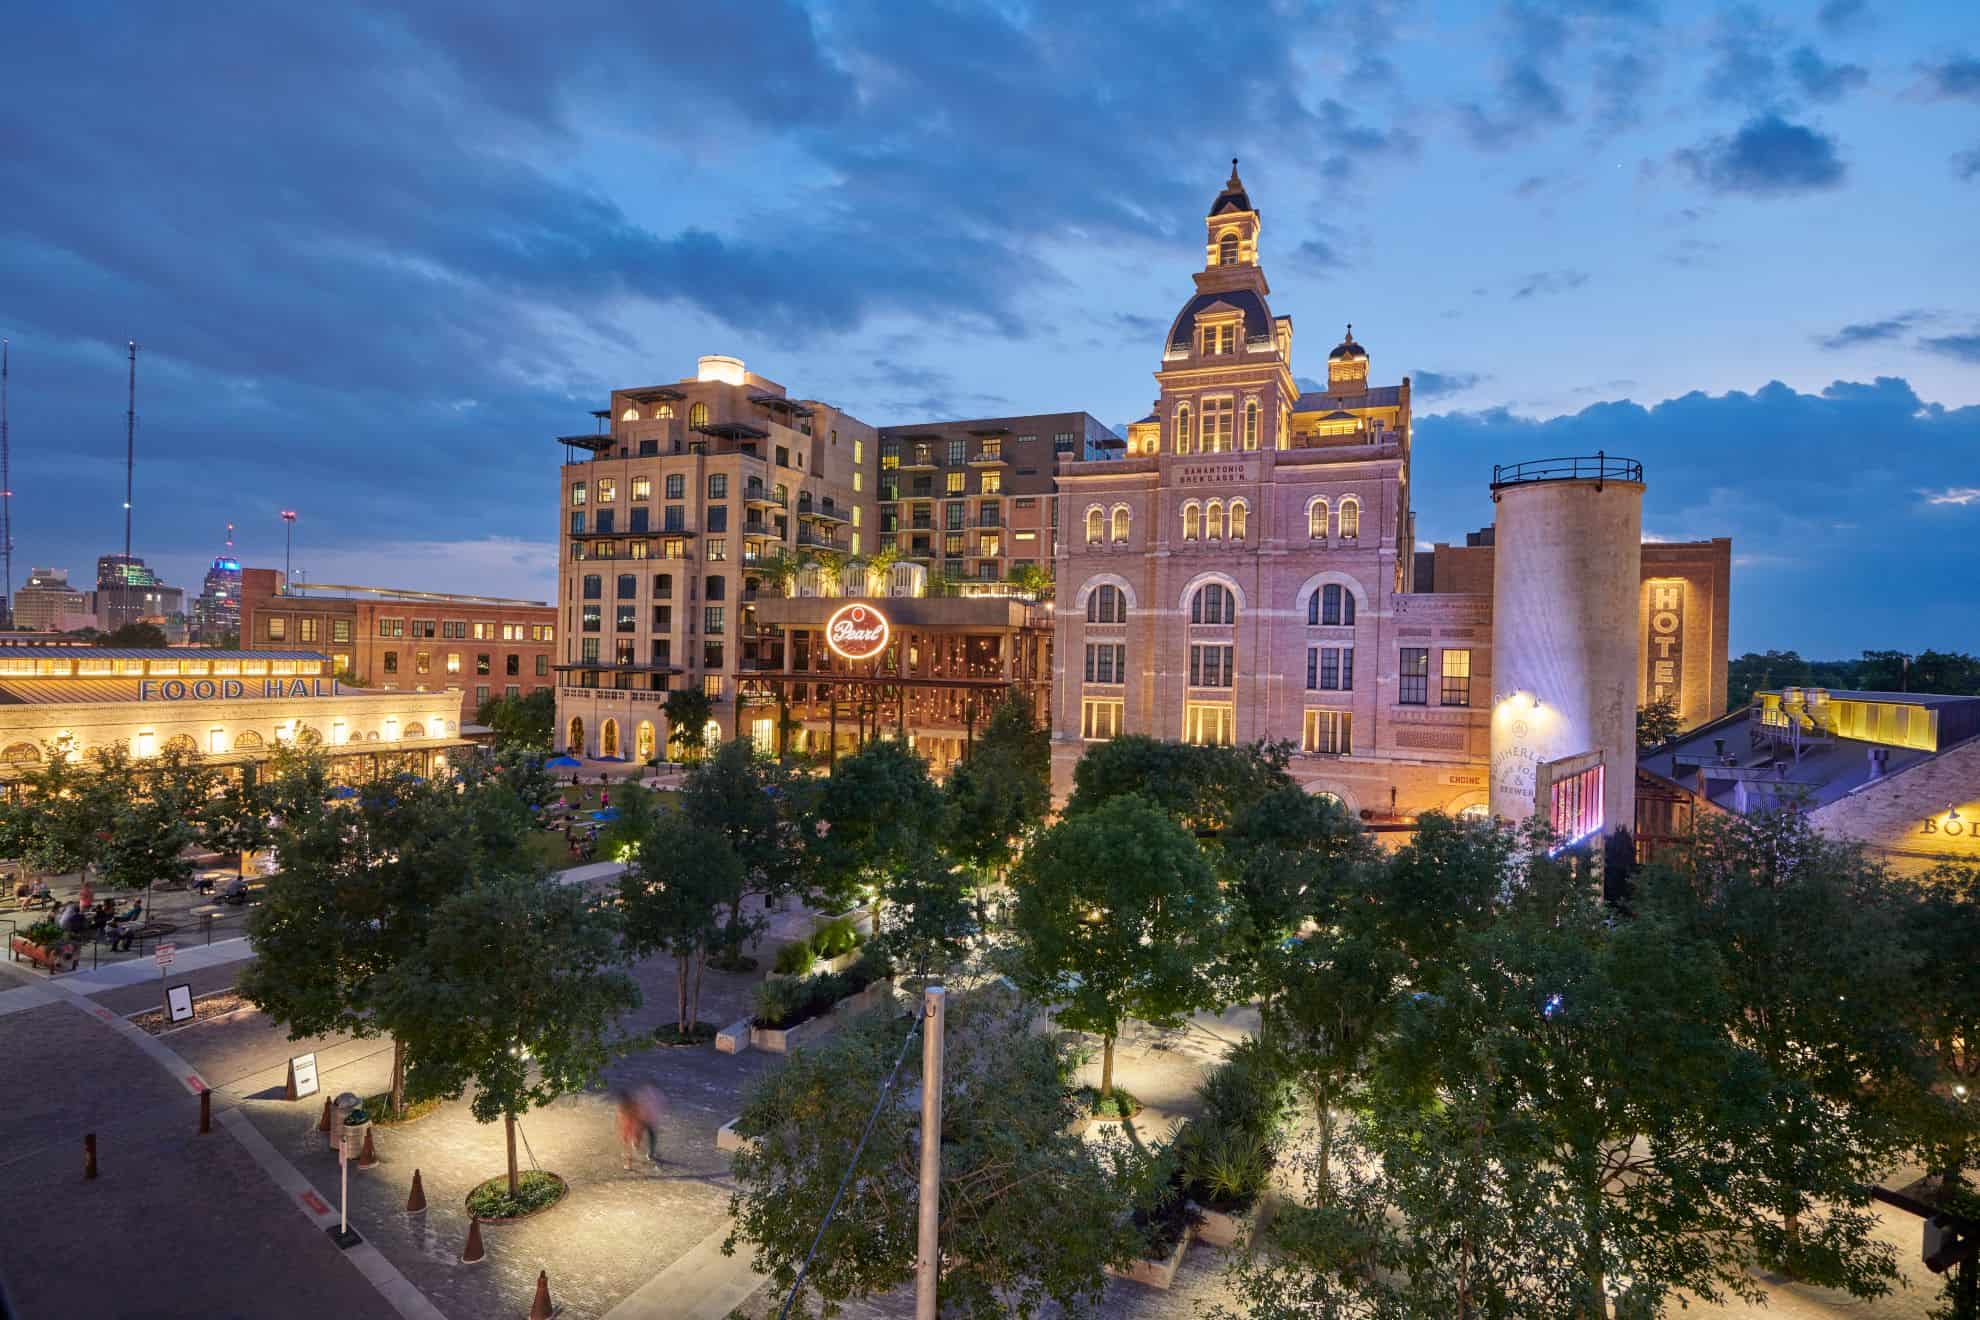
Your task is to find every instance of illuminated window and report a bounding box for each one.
[1174,404,1191,455]
[1184,702,1234,746]
[446,653,461,674]
[415,652,431,675]
[1441,649,1472,706]
[1188,644,1234,688]
[1086,584,1126,623]
[1217,231,1239,266]
[946,471,966,495]
[299,618,318,642]
[654,404,673,419]
[1205,500,1225,540]
[1183,502,1201,541]
[266,616,287,641]
[1309,584,1355,627]
[1086,507,1104,544]
[597,479,616,504]
[631,476,651,501]
[621,407,638,421]
[1229,500,1248,542]
[1339,497,1361,540]
[1303,709,1352,755]
[571,482,587,506]
[1308,498,1329,540]
[689,403,709,429]
[1190,582,1235,625]
[1399,647,1429,705]
[1244,400,1259,450]
[1081,698,1123,741]
[1111,505,1130,543]
[981,470,1002,495]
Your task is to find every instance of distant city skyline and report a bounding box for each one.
[2,1,1976,654]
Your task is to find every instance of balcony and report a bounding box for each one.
[796,529,842,551]
[744,486,786,509]
[742,519,775,537]
[798,503,850,524]
[898,452,938,471]
[967,450,1009,466]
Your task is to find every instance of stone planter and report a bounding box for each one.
[715,1019,752,1054]
[1105,1225,1194,1290]
[1191,1194,1272,1249]
[749,1013,838,1054]
[716,1117,757,1153]
[833,979,900,1019]
[765,947,861,985]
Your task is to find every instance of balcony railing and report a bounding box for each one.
[1490,452,1643,490]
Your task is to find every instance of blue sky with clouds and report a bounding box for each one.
[1,0,1975,654]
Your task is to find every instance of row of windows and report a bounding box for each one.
[1079,497,1360,547]
[1181,500,1248,542]
[377,651,549,678]
[1398,647,1472,706]
[265,617,548,644]
[1170,399,1262,454]
[1081,582,1356,628]
[1078,697,1351,756]
[1079,635,1466,705]
[1307,498,1361,540]
[582,573,727,602]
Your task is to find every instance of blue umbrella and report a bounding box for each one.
[546,755,582,769]
[590,807,621,822]
[328,786,358,799]
[595,755,627,763]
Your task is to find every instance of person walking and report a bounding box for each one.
[614,1085,665,1169]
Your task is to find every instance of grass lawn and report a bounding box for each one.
[521,780,678,873]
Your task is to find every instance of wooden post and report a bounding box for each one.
[83,1132,97,1180]
[199,1089,211,1135]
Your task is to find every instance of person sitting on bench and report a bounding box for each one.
[107,919,138,953]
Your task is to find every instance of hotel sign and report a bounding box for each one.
[1645,580,1683,708]
[824,604,890,662]
[139,678,342,702]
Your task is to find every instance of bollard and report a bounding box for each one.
[357,1126,378,1170]
[83,1132,97,1180]
[461,1218,485,1265]
[406,1168,426,1214]
[199,1089,211,1135]
[283,1059,298,1102]
[318,1096,333,1135]
[529,1269,552,1320]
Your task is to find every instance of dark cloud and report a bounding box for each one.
[1314,98,1421,177]
[1817,0,1869,32]
[1512,270,1590,300]
[1661,237,1724,268]
[1919,332,1980,364]
[1675,115,1846,197]
[1817,311,1928,349]
[1413,376,1980,652]
[1461,64,1571,148]
[1787,46,1869,102]
[1702,7,1788,108]
[1411,370,1486,400]
[1916,54,1980,102]
[1292,237,1351,273]
[1956,146,1980,181]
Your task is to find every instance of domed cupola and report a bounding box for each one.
[1327,324,1369,391]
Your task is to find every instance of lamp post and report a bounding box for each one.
[280,510,297,596]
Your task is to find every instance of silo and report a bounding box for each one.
[1488,455,1644,840]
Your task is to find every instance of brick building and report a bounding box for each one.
[875,413,1120,583]
[239,569,555,723]
[552,356,877,759]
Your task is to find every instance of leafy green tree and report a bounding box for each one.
[98,621,168,648]
[97,741,215,901]
[381,872,638,1196]
[617,807,738,1034]
[875,849,975,982]
[0,741,104,882]
[663,687,715,760]
[1064,735,1293,835]
[807,737,947,921]
[1636,812,1926,1290]
[1635,693,1681,747]
[1006,561,1053,598]
[475,688,555,752]
[681,737,806,959]
[1008,793,1225,1099]
[201,772,273,879]
[1217,785,1370,1004]
[725,993,1142,1318]
[1907,864,1980,1191]
[943,693,1049,885]
[751,548,813,597]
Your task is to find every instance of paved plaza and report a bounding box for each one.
[0,878,1959,1320]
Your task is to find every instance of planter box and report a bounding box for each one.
[765,947,861,984]
[1105,1225,1194,1290]
[1191,1196,1271,1249]
[714,1019,752,1055]
[750,1013,838,1054]
[715,1117,756,1153]
[11,935,76,973]
[833,979,900,1019]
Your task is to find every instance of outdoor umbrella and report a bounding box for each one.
[328,786,358,800]
[590,807,621,822]
[546,755,582,769]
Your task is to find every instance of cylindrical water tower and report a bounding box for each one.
[1488,454,1643,841]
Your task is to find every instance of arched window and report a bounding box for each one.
[689,402,709,430]
[1229,500,1248,542]
[1205,500,1225,541]
[620,407,639,421]
[1191,583,1236,625]
[637,721,656,762]
[1244,400,1259,450]
[1174,404,1191,455]
[1183,502,1202,541]
[1339,497,1361,540]
[1110,505,1130,543]
[654,404,674,419]
[1218,231,1239,266]
[567,715,584,754]
[1308,583,1357,627]
[601,719,621,759]
[1086,584,1126,623]
[233,730,264,751]
[2,741,41,766]
[1086,506,1105,545]
[400,723,424,740]
[1308,499,1330,540]
[294,725,323,748]
[161,733,198,755]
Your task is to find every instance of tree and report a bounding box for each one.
[1217,785,1370,1004]
[1635,810,1924,1292]
[943,693,1049,885]
[751,548,813,597]
[381,872,638,1196]
[200,772,272,879]
[680,737,806,960]
[1008,793,1225,1099]
[98,621,168,648]
[475,688,555,752]
[97,741,214,901]
[1,740,109,883]
[617,806,737,1035]
[726,993,1142,1318]
[1064,735,1294,835]
[807,737,947,921]
[875,849,975,982]
[663,687,715,760]
[1907,864,1980,1192]
[1006,560,1053,598]
[1635,693,1681,747]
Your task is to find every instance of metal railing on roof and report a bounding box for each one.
[1489,452,1643,490]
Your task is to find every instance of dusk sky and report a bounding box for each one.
[2,1,1976,655]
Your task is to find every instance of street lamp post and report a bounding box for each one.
[280,510,297,596]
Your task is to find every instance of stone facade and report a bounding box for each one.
[1810,733,1980,877]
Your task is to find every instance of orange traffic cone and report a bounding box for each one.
[357,1127,378,1170]
[317,1097,333,1134]
[405,1169,426,1213]
[529,1269,552,1320]
[461,1218,485,1264]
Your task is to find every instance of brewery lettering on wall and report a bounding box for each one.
[139,677,343,701]
[824,603,891,662]
[1645,579,1684,707]
[1175,462,1250,486]
[1921,813,1978,845]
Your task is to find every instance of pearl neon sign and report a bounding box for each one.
[825,603,890,662]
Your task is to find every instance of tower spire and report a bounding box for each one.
[1228,156,1241,188]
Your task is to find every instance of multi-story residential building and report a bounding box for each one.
[239,569,555,724]
[10,567,90,632]
[875,414,1120,582]
[1052,165,1734,846]
[552,356,877,759]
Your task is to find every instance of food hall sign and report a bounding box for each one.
[825,603,890,662]
[139,677,343,701]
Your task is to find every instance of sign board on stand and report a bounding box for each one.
[154,943,176,969]
[166,983,194,1024]
[290,1051,320,1100]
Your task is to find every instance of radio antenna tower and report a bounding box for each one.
[2,339,12,624]
[225,521,235,551]
[123,341,137,632]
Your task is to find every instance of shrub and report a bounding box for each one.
[844,940,893,991]
[809,916,862,959]
[754,969,860,1030]
[466,1170,565,1221]
[1199,1036,1296,1146]
[772,940,817,977]
[753,978,804,1030]
[1180,1119,1271,1212]
[1131,1149,1201,1259]
[21,919,66,949]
